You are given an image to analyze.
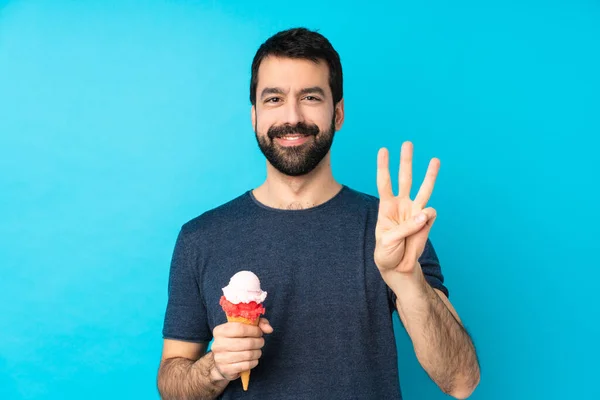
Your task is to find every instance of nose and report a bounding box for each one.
[283,99,303,126]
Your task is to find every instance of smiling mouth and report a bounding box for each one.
[277,134,310,140]
[274,134,312,146]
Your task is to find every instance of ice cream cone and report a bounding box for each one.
[226,315,260,325]
[227,315,260,390]
[220,271,267,392]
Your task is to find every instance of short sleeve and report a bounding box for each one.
[387,238,449,307]
[161,227,212,343]
[419,238,449,297]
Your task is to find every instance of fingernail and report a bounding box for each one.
[415,213,426,223]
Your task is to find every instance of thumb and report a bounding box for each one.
[408,208,437,243]
[259,318,273,334]
[423,207,437,231]
[383,208,435,245]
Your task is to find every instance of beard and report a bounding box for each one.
[254,113,336,177]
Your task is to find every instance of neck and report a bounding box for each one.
[252,153,342,210]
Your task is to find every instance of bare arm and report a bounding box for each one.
[373,142,480,398]
[157,340,229,400]
[394,265,480,399]
[157,319,273,399]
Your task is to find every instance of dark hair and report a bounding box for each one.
[249,27,343,106]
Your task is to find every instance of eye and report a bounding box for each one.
[303,96,321,102]
[265,97,281,103]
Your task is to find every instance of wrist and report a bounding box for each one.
[207,353,230,384]
[387,263,428,301]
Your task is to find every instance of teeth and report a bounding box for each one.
[280,135,305,140]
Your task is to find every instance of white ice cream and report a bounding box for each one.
[222,270,267,304]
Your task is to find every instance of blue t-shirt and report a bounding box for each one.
[162,185,448,399]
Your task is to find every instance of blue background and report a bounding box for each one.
[1,0,598,398]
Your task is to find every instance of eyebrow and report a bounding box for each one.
[260,86,326,100]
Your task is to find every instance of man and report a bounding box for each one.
[157,27,480,399]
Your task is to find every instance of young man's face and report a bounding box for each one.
[252,56,344,176]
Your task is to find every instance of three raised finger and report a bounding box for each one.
[377,148,394,199]
[414,158,440,208]
[398,141,413,198]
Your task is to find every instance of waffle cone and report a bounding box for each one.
[227,315,260,325]
[226,315,260,391]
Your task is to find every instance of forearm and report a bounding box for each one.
[157,351,229,400]
[393,268,480,399]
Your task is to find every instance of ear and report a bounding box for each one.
[334,98,344,131]
[251,105,256,129]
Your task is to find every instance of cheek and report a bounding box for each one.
[303,106,334,127]
[255,109,279,132]
[315,115,335,133]
[256,119,271,135]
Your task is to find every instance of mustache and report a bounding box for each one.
[267,122,320,140]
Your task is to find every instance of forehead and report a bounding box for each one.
[256,56,330,94]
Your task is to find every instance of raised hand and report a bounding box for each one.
[374,141,440,277]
